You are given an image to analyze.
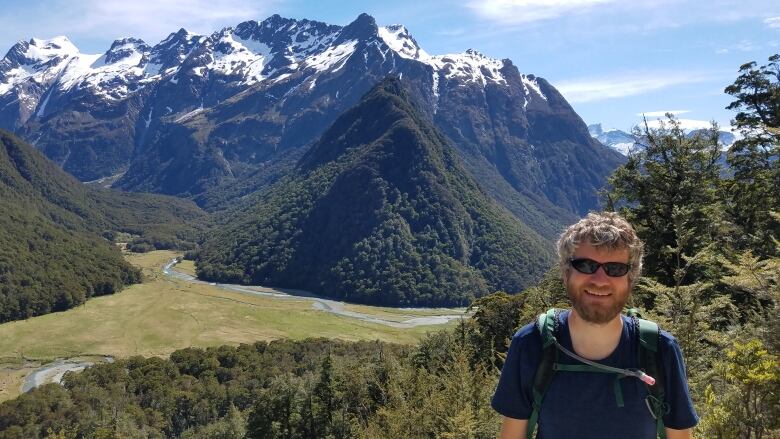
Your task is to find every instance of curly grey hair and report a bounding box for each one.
[557,212,644,288]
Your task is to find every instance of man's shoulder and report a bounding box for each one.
[509,320,543,353]
[658,329,683,354]
[658,328,678,342]
[510,309,571,345]
[512,320,540,341]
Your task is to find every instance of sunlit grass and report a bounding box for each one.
[0,250,456,401]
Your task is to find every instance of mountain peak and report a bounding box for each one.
[156,28,199,50]
[30,36,78,51]
[338,13,378,41]
[12,36,80,64]
[105,37,149,64]
[298,75,412,170]
[0,36,79,95]
[150,28,202,68]
[588,123,604,136]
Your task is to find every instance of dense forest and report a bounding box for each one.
[196,78,553,307]
[0,130,209,323]
[0,55,777,438]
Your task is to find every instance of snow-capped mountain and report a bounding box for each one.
[0,13,622,224]
[589,122,736,156]
[588,124,637,155]
[688,128,736,148]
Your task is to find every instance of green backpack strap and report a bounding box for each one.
[527,309,558,439]
[537,308,557,348]
[630,310,668,439]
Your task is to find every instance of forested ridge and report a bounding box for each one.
[0,55,777,438]
[0,130,210,322]
[197,78,553,307]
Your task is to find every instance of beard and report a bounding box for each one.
[567,286,629,324]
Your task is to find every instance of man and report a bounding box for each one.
[491,212,698,439]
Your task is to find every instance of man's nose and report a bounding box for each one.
[588,266,611,284]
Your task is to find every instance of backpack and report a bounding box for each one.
[526,308,668,439]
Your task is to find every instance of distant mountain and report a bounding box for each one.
[589,123,737,156]
[197,78,554,306]
[1,13,622,239]
[0,129,209,322]
[688,128,736,148]
[588,124,637,155]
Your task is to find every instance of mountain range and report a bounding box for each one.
[589,123,737,155]
[0,13,624,239]
[0,13,633,307]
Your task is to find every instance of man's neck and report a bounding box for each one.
[567,309,623,361]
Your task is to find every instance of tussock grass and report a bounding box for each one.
[0,251,455,401]
[0,251,442,361]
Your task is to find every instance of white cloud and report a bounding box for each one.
[556,72,719,104]
[643,118,732,132]
[765,16,780,29]
[716,39,760,54]
[466,0,618,25]
[637,110,690,117]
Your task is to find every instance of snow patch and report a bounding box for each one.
[175,107,203,122]
[272,72,292,83]
[207,31,272,84]
[35,85,54,117]
[432,69,440,113]
[611,142,634,155]
[145,107,153,128]
[426,49,506,87]
[521,75,547,102]
[305,40,358,73]
[143,62,164,77]
[377,25,429,60]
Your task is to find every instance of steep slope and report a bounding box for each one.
[0,129,209,322]
[197,78,554,306]
[0,130,139,322]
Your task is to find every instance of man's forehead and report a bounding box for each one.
[573,242,630,258]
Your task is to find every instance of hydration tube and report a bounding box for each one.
[553,339,656,386]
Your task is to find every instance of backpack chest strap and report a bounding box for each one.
[551,362,630,407]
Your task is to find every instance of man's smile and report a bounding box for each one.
[584,289,611,297]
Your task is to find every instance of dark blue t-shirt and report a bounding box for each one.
[491,310,698,438]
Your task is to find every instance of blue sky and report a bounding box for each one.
[2,0,779,132]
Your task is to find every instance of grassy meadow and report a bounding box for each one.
[0,250,456,402]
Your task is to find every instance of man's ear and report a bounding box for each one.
[561,267,570,288]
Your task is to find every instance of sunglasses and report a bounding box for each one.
[569,258,631,277]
